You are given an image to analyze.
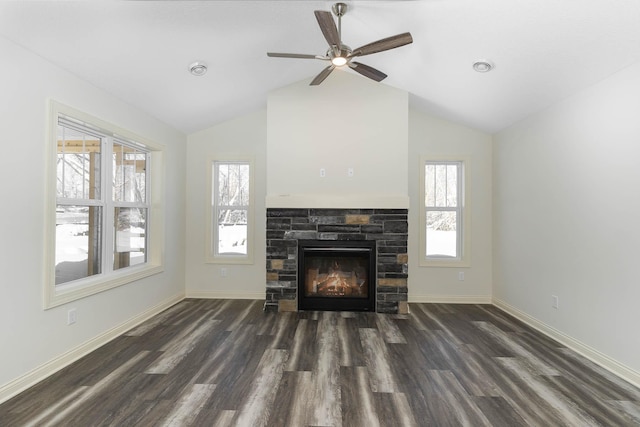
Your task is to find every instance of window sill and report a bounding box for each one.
[205,256,254,265]
[44,263,164,309]
[420,259,470,268]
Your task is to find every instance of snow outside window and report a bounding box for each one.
[420,157,470,267]
[45,101,164,308]
[207,159,254,264]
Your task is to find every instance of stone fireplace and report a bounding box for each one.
[298,239,376,311]
[265,208,408,314]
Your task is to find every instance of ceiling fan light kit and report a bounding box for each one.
[267,2,413,85]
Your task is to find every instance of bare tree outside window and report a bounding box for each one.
[55,121,149,285]
[214,162,250,256]
[425,162,462,259]
[113,142,148,270]
[55,125,103,284]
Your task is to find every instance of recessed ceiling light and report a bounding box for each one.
[189,62,208,76]
[473,60,494,73]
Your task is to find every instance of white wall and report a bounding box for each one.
[266,70,409,208]
[408,110,493,302]
[184,94,494,303]
[0,36,186,397]
[185,110,267,299]
[493,62,640,378]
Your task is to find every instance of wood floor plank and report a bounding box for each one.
[146,315,219,374]
[338,315,367,367]
[125,300,194,336]
[473,320,561,376]
[373,391,418,427]
[496,356,600,426]
[310,311,342,427]
[340,366,380,427]
[160,383,217,426]
[474,396,528,427]
[1,299,639,427]
[540,374,640,426]
[359,328,398,393]
[234,349,288,427]
[266,370,307,426]
[428,369,493,426]
[37,351,150,426]
[375,313,407,344]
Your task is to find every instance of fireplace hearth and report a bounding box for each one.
[265,208,408,314]
[298,240,376,311]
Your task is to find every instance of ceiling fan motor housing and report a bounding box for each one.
[332,3,347,17]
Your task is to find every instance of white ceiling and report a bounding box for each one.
[1,1,639,135]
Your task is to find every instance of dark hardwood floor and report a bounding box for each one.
[1,299,639,426]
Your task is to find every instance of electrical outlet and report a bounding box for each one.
[320,168,326,178]
[458,271,465,281]
[220,268,227,278]
[347,167,354,177]
[552,295,559,309]
[67,308,77,325]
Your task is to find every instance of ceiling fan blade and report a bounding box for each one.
[267,52,325,59]
[351,32,413,57]
[348,62,387,82]
[314,10,340,47]
[310,65,335,86]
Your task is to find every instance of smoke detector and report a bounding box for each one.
[473,60,494,73]
[189,62,208,76]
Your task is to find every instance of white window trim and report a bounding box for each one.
[205,156,255,265]
[419,155,471,267]
[44,100,165,309]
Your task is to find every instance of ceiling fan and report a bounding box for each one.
[267,2,413,85]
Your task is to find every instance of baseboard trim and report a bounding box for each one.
[0,293,185,405]
[186,291,265,300]
[409,294,492,304]
[492,297,640,389]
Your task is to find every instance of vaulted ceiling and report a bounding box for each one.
[1,1,639,134]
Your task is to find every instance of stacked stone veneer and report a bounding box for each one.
[265,208,408,314]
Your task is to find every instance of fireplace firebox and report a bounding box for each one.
[298,240,376,311]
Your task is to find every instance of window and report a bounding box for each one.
[420,157,470,266]
[206,158,254,264]
[45,101,164,308]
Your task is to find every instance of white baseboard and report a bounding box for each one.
[409,294,492,304]
[0,293,185,405]
[186,290,265,300]
[493,297,640,389]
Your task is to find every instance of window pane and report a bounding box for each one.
[55,205,102,285]
[447,164,458,207]
[217,162,249,207]
[114,207,147,270]
[217,163,230,205]
[237,164,250,205]
[426,211,457,258]
[425,164,435,207]
[435,165,448,207]
[217,209,248,255]
[57,125,101,200]
[113,143,146,203]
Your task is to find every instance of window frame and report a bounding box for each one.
[206,156,254,264]
[44,100,165,309]
[419,155,471,267]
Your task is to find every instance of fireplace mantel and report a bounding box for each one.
[266,194,410,209]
